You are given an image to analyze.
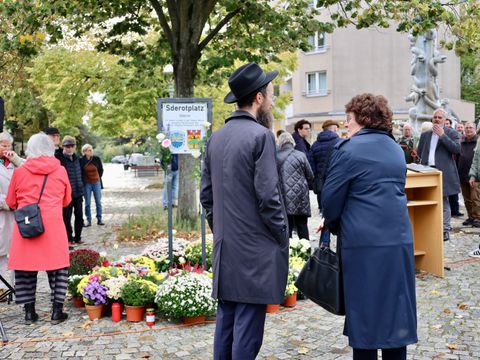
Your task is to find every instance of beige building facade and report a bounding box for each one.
[277,22,475,138]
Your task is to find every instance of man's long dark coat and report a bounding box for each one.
[200,110,289,304]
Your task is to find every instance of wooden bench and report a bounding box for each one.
[130,165,162,177]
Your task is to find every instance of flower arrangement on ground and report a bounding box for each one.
[103,276,128,301]
[130,256,157,272]
[142,239,188,271]
[121,278,158,307]
[69,249,103,275]
[289,256,305,279]
[284,272,297,297]
[82,276,108,306]
[289,237,311,261]
[67,275,85,298]
[185,239,213,270]
[155,271,216,319]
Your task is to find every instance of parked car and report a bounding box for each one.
[127,153,144,166]
[111,155,127,164]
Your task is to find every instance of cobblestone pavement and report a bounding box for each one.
[0,164,479,359]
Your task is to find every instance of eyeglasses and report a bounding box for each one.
[64,144,75,148]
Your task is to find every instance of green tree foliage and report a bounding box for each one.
[4,0,480,224]
[461,54,480,122]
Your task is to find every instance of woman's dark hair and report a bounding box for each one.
[237,84,268,108]
[345,94,393,132]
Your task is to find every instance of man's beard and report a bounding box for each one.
[256,108,273,129]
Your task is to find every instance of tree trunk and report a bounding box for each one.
[174,52,200,227]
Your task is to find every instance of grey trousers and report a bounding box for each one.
[15,267,68,305]
[443,195,451,232]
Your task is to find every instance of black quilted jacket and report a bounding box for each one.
[277,144,314,216]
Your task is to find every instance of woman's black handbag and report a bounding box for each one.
[295,232,345,315]
[14,175,48,239]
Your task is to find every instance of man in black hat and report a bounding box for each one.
[200,62,288,359]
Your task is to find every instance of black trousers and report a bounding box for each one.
[15,267,69,305]
[213,300,266,360]
[353,347,407,360]
[63,196,84,242]
[449,193,460,215]
[287,215,309,239]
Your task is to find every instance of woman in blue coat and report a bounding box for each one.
[321,94,417,360]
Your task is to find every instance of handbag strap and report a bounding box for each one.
[37,175,48,204]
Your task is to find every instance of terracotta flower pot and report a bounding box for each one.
[85,304,103,320]
[265,304,280,314]
[182,315,206,325]
[125,305,146,322]
[72,296,85,308]
[283,293,297,307]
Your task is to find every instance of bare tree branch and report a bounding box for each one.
[149,0,174,51]
[198,7,242,52]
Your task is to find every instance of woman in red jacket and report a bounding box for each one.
[7,132,71,324]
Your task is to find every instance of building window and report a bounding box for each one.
[308,32,326,52]
[306,71,327,96]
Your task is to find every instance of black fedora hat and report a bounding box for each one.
[224,62,278,104]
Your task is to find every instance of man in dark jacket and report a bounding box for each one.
[458,122,479,226]
[292,119,311,154]
[397,123,418,164]
[200,62,288,359]
[417,109,461,241]
[308,120,340,247]
[58,135,84,245]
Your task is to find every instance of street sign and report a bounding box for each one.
[157,98,212,154]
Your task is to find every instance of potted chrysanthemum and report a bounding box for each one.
[82,276,108,320]
[121,278,158,322]
[155,271,216,324]
[68,275,86,308]
[283,272,298,307]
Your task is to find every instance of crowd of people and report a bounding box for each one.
[396,113,480,256]
[284,107,480,257]
[0,61,477,359]
[0,128,104,324]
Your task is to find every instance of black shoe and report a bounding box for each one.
[83,222,91,227]
[472,220,480,228]
[443,232,450,241]
[51,302,68,324]
[451,212,464,218]
[25,303,39,325]
[97,220,105,226]
[463,218,474,226]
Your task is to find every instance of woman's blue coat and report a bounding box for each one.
[321,128,418,349]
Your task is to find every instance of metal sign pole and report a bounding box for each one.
[200,153,206,268]
[167,166,173,264]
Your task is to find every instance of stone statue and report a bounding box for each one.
[405,29,447,132]
[440,98,461,123]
